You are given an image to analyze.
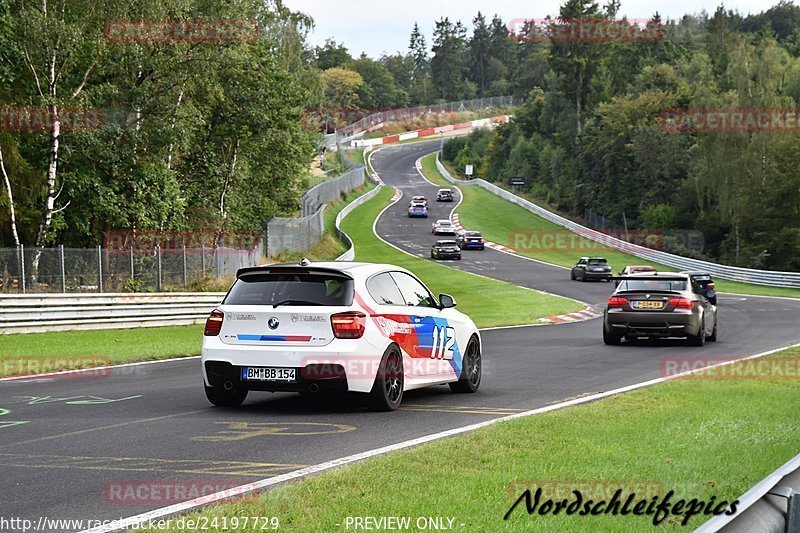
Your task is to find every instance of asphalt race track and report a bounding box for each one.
[2,140,800,531]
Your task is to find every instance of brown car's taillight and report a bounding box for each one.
[668,297,694,309]
[607,296,628,308]
[331,311,366,339]
[204,310,224,336]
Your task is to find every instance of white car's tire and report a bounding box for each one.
[367,345,404,411]
[450,336,481,393]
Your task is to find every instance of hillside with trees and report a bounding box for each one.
[441,1,800,271]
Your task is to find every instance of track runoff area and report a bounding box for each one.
[1,140,798,532]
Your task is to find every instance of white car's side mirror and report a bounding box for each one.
[439,294,457,309]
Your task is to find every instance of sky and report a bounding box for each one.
[283,0,780,58]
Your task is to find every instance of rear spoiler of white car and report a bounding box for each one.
[611,275,689,282]
[236,265,354,280]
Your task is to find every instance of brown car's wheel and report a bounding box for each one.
[688,318,706,346]
[708,320,718,342]
[603,327,623,345]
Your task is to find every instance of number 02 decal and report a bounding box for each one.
[430,326,456,360]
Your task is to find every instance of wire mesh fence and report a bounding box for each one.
[0,243,262,294]
[267,208,326,258]
[267,165,366,257]
[301,166,365,216]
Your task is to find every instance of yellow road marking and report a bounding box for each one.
[192,422,356,442]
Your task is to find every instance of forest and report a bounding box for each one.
[440,1,800,271]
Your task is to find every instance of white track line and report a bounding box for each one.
[81,341,800,533]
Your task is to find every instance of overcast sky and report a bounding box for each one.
[283,0,779,57]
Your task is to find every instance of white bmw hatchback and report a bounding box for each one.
[202,260,482,411]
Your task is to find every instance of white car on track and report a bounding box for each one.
[202,260,482,411]
[432,219,457,235]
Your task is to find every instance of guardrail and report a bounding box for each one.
[697,452,800,532]
[435,153,800,288]
[0,292,225,334]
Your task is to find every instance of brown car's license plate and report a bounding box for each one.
[634,300,664,310]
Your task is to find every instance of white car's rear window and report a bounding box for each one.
[224,273,354,307]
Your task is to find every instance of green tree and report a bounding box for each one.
[431,17,471,100]
[353,55,407,110]
[548,0,606,135]
[320,67,364,110]
[315,38,352,70]
[409,22,431,103]
[468,12,491,96]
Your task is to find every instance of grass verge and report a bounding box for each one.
[0,325,203,377]
[422,154,800,299]
[339,186,582,327]
[146,345,800,532]
[270,181,377,263]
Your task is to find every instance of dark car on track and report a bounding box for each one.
[682,271,717,305]
[571,257,612,282]
[603,273,718,346]
[456,230,485,250]
[431,240,462,260]
[408,203,428,218]
[437,189,454,202]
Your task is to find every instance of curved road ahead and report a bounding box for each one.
[1,140,799,531]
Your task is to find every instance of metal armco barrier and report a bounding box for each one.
[336,184,384,261]
[697,452,800,532]
[0,292,225,334]
[435,153,800,288]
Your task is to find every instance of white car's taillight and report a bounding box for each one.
[331,311,366,339]
[204,310,224,336]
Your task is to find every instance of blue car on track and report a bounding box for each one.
[408,203,428,218]
[456,230,485,250]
